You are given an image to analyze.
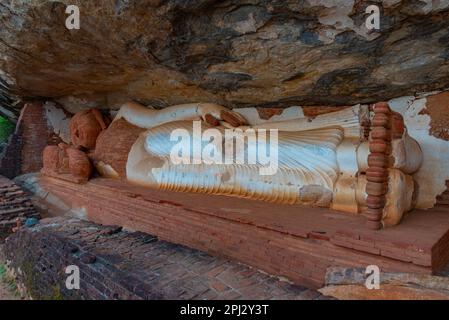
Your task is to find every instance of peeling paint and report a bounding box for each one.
[389,96,449,209]
[43,102,71,144]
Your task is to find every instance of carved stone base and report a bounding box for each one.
[37,175,449,289]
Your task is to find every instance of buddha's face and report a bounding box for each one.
[70,110,103,150]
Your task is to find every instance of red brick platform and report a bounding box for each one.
[39,176,449,289]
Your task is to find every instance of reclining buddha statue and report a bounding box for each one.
[42,101,423,230]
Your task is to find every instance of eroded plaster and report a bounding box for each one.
[44,101,71,144]
[389,95,449,209]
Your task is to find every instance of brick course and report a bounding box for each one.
[0,176,40,241]
[0,102,54,178]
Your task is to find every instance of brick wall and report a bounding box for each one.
[0,129,22,179]
[20,102,53,173]
[0,102,54,178]
[3,217,319,300]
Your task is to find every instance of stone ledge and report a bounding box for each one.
[38,175,449,289]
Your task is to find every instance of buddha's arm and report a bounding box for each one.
[114,101,247,129]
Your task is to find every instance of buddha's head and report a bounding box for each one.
[70,109,107,150]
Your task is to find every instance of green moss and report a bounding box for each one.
[47,285,64,300]
[20,259,66,300]
[20,260,40,298]
[39,284,64,300]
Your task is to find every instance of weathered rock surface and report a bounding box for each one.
[319,267,449,300]
[1,0,449,111]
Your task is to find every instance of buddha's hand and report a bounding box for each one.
[198,103,248,127]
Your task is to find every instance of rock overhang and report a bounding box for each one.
[0,0,449,113]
